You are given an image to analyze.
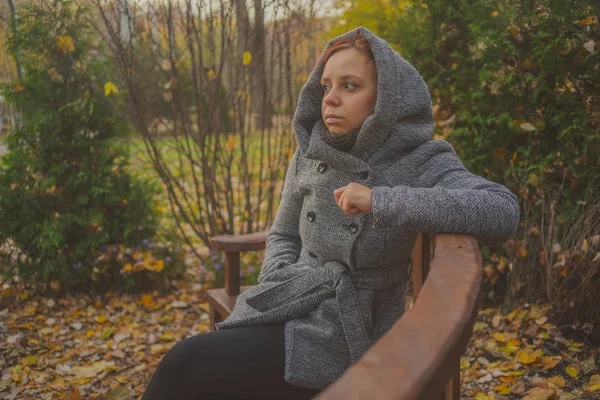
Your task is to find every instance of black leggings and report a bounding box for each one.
[142,323,322,400]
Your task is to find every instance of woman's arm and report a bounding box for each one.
[371,141,520,246]
[258,150,304,282]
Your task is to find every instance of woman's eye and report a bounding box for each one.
[344,82,357,90]
[322,84,331,92]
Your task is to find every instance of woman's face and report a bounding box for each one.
[321,48,377,135]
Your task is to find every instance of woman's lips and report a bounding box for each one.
[325,116,342,124]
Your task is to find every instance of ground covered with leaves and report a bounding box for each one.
[1,279,599,399]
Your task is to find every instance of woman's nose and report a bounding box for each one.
[323,90,340,107]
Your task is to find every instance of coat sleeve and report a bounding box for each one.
[258,149,304,282]
[371,141,520,245]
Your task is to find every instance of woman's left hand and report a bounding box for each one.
[334,183,372,215]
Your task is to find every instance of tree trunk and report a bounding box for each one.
[251,0,272,130]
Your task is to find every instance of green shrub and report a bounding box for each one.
[0,0,178,293]
[334,0,600,335]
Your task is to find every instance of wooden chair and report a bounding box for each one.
[205,232,482,400]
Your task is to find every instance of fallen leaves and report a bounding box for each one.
[0,282,211,399]
[461,304,600,398]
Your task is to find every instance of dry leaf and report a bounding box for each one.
[520,122,537,131]
[517,348,538,364]
[70,361,108,379]
[580,16,594,26]
[566,365,579,377]
[66,387,81,400]
[523,387,556,400]
[548,376,565,388]
[584,40,595,54]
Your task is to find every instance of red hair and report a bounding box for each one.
[323,32,374,65]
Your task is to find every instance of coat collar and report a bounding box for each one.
[293,27,434,172]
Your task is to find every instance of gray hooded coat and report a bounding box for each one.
[215,27,520,390]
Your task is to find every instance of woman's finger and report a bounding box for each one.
[333,186,346,203]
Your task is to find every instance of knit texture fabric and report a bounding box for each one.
[318,124,360,150]
[216,27,520,390]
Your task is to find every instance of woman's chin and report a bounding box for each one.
[327,126,350,135]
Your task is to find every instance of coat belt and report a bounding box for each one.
[245,262,406,363]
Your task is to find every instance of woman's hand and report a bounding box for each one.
[334,183,372,215]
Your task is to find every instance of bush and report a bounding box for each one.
[389,0,600,335]
[333,0,600,336]
[0,0,178,294]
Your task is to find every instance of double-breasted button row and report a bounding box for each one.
[307,211,316,222]
[359,171,369,180]
[317,163,328,173]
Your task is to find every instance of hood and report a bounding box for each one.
[293,27,434,172]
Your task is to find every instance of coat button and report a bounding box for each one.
[309,252,317,259]
[359,171,369,180]
[349,223,359,234]
[307,211,316,222]
[317,163,328,173]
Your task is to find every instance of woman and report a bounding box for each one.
[143,27,519,399]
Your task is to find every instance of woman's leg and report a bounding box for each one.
[141,323,321,400]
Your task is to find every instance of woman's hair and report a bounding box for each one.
[323,32,375,65]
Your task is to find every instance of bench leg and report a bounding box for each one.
[209,306,224,332]
[441,364,460,399]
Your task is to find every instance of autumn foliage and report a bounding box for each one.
[0,0,180,293]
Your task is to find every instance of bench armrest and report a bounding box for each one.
[316,234,482,400]
[209,230,269,252]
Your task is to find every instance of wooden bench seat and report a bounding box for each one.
[204,231,482,400]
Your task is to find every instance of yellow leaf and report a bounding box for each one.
[104,81,119,96]
[498,343,520,354]
[475,393,494,400]
[494,383,508,392]
[226,135,238,151]
[141,294,153,307]
[580,16,594,26]
[460,359,471,369]
[420,3,428,8]
[473,321,488,331]
[527,174,539,186]
[517,348,538,364]
[121,263,133,273]
[493,332,506,342]
[243,51,252,66]
[25,355,38,365]
[532,356,560,370]
[95,315,108,324]
[589,383,600,392]
[208,69,216,80]
[499,376,517,383]
[548,376,566,388]
[14,83,25,92]
[491,10,499,17]
[57,36,75,54]
[590,375,600,385]
[566,365,579,377]
[155,260,164,272]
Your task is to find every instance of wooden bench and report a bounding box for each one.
[205,232,482,400]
